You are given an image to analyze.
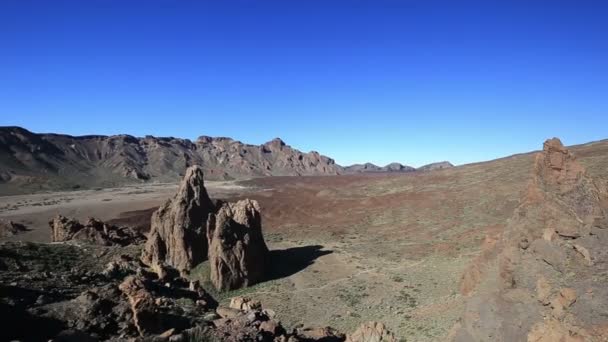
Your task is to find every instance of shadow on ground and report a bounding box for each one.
[265,245,332,282]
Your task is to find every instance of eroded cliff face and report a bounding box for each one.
[141,165,215,273]
[453,138,608,342]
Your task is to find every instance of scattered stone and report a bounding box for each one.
[347,321,398,342]
[49,215,144,246]
[229,296,262,311]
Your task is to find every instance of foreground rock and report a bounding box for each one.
[347,322,398,342]
[453,138,608,341]
[1,241,397,341]
[141,165,215,273]
[0,219,27,237]
[207,199,269,291]
[49,215,145,246]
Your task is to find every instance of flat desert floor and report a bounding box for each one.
[2,140,607,341]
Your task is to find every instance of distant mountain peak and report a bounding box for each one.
[0,126,341,194]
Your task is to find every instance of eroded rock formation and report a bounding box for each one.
[207,199,269,291]
[0,219,27,238]
[141,165,215,273]
[453,138,608,341]
[49,215,144,246]
[118,276,157,336]
[347,322,398,342]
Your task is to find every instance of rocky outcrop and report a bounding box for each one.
[347,322,398,342]
[0,220,27,238]
[48,215,144,246]
[343,161,451,173]
[344,162,416,173]
[452,138,608,342]
[141,165,215,273]
[207,199,269,291]
[417,161,454,171]
[118,276,157,336]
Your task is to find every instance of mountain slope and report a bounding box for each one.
[0,127,341,194]
[343,162,416,173]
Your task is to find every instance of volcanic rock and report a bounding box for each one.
[207,199,269,291]
[347,322,398,342]
[119,276,158,336]
[49,215,144,246]
[229,296,262,311]
[452,138,608,341]
[141,165,215,273]
[0,220,27,237]
[417,161,454,171]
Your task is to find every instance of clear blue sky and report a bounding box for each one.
[1,1,607,167]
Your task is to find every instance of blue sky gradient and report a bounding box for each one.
[1,1,607,167]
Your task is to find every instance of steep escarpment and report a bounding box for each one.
[0,126,342,194]
[453,138,608,341]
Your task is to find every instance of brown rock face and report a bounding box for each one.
[119,276,157,336]
[141,165,215,273]
[207,199,269,291]
[452,138,608,341]
[49,215,144,246]
[347,322,398,342]
[0,220,27,238]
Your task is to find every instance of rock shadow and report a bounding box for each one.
[265,245,333,282]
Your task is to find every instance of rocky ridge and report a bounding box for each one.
[0,126,342,193]
[0,126,454,194]
[452,138,608,341]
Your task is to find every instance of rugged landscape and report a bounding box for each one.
[0,127,452,195]
[1,133,608,341]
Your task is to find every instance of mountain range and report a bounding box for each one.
[0,126,452,194]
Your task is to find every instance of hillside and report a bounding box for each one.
[0,127,341,194]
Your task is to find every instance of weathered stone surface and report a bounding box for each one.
[453,138,608,341]
[207,199,269,291]
[119,276,157,336]
[297,326,345,341]
[347,322,398,342]
[49,215,144,246]
[141,165,215,273]
[229,296,262,311]
[0,220,27,238]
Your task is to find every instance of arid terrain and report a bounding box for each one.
[2,138,607,341]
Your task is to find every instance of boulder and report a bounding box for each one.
[347,322,398,342]
[141,165,215,273]
[207,199,269,291]
[119,276,158,336]
[229,296,262,311]
[0,220,27,238]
